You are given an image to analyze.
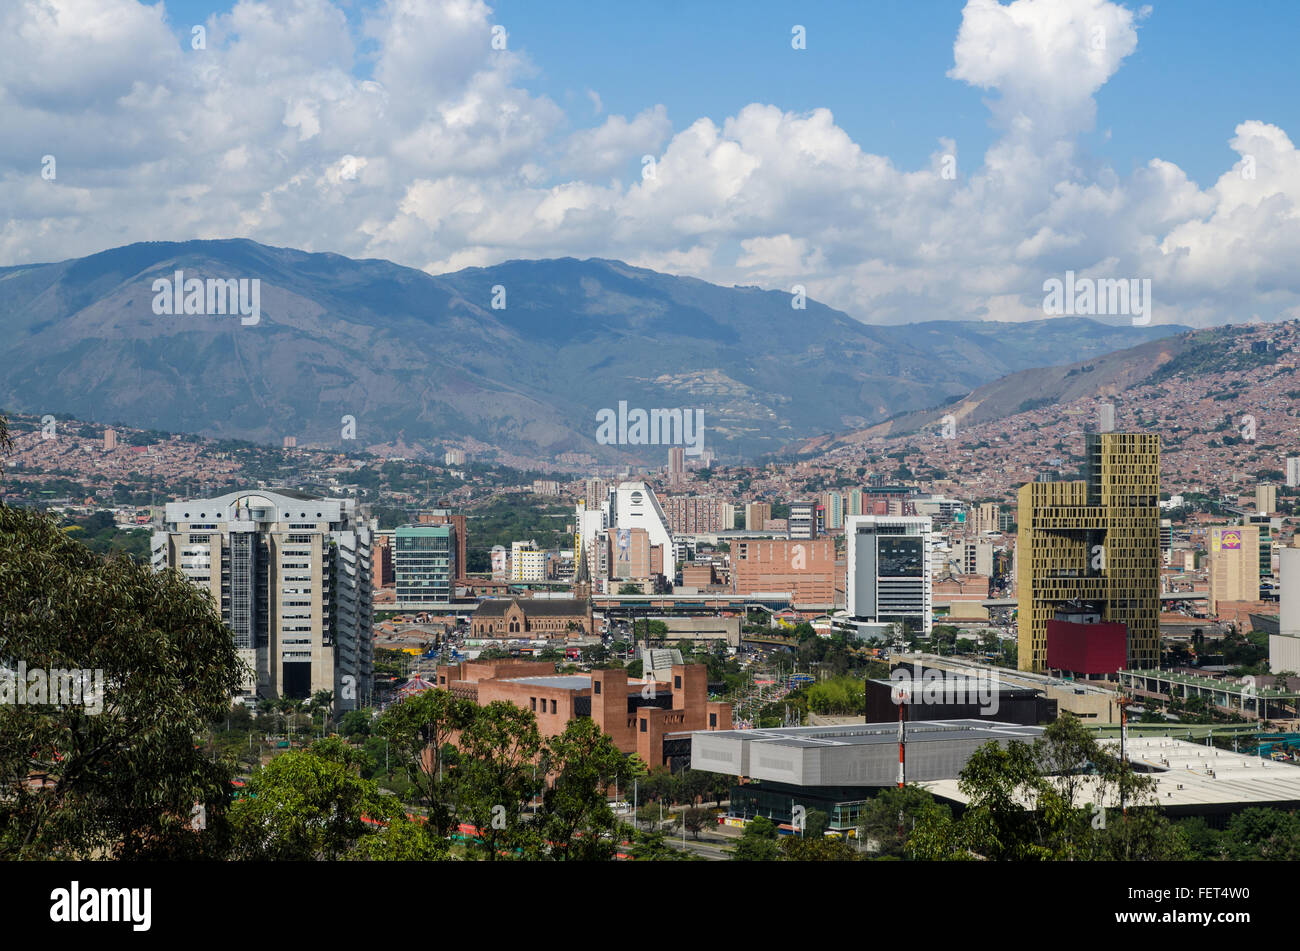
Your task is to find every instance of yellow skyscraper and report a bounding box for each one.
[1016,433,1161,673]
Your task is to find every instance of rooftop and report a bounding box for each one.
[701,719,1042,749]
[924,736,1300,810]
[502,675,593,690]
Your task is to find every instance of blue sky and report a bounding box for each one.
[150,0,1297,189]
[5,0,1300,327]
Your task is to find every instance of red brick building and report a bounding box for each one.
[470,597,594,639]
[432,658,732,768]
[732,537,836,605]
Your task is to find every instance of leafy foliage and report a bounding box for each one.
[0,504,245,858]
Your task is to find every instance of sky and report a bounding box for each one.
[2,0,1299,327]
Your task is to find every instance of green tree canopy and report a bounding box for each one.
[0,504,245,859]
[537,718,630,860]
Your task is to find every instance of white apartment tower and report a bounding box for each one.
[152,489,373,711]
[846,515,933,636]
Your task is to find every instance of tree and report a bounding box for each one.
[352,814,451,861]
[0,504,245,859]
[924,739,1050,861]
[456,701,543,860]
[682,806,712,840]
[375,688,476,835]
[537,718,630,860]
[780,835,858,861]
[229,740,401,860]
[628,828,699,861]
[909,723,1185,861]
[339,709,372,738]
[803,808,831,838]
[731,815,782,861]
[310,689,335,724]
[1221,807,1300,861]
[858,785,951,858]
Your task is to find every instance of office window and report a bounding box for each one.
[594,681,602,695]
[639,719,647,733]
[674,675,682,689]
[550,699,557,714]
[530,697,536,711]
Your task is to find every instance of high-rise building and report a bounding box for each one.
[744,502,771,532]
[1016,433,1160,673]
[373,531,395,587]
[103,428,118,451]
[418,509,468,583]
[1244,515,1274,580]
[668,447,685,486]
[443,448,466,466]
[1256,483,1277,515]
[153,489,373,710]
[1287,457,1300,489]
[788,501,817,539]
[720,502,737,531]
[1208,525,1260,614]
[609,481,675,579]
[396,524,456,605]
[611,526,664,580]
[820,491,844,530]
[1098,402,1116,433]
[490,545,510,579]
[973,502,1000,534]
[583,479,607,509]
[1270,547,1300,674]
[845,515,933,636]
[665,495,725,534]
[510,540,547,582]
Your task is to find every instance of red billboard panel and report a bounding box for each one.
[1046,620,1127,675]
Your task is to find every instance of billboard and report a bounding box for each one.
[1212,528,1243,552]
[1046,619,1127,675]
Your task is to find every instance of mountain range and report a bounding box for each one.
[0,239,1188,465]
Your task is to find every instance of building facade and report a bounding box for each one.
[510,540,547,582]
[395,524,456,606]
[732,537,837,606]
[610,481,675,579]
[744,502,771,532]
[1016,432,1161,673]
[433,659,731,768]
[1208,524,1261,613]
[152,489,373,710]
[788,500,818,539]
[845,515,933,635]
[469,597,593,638]
[665,495,726,535]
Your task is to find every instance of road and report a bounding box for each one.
[664,830,735,860]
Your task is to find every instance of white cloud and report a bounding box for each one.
[0,0,1297,329]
